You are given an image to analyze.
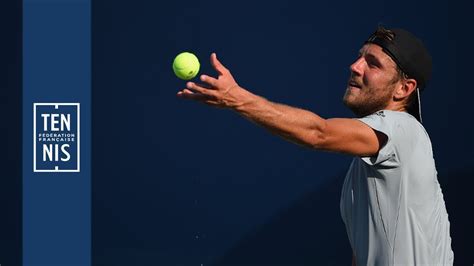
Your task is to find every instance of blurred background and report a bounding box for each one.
[1,0,472,265]
[92,0,473,265]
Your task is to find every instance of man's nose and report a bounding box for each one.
[350,57,364,76]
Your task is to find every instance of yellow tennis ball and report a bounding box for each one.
[172,52,200,80]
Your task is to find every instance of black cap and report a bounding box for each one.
[365,28,432,123]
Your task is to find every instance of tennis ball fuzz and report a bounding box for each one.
[172,52,200,80]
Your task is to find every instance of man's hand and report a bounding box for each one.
[177,53,244,109]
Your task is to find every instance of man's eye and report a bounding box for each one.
[367,60,379,68]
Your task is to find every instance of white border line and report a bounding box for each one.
[77,103,80,172]
[33,103,37,172]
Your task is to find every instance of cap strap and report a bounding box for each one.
[417,87,423,123]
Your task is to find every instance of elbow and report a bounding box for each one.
[310,119,328,150]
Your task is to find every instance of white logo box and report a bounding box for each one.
[33,103,80,172]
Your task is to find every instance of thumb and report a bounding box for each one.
[210,52,229,75]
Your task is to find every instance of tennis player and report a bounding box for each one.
[177,26,454,265]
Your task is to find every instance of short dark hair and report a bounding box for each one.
[371,25,396,42]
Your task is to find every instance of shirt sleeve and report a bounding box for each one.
[356,110,396,166]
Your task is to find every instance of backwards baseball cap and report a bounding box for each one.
[365,27,432,123]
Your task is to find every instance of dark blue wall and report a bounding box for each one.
[87,0,473,265]
[2,0,472,265]
[0,0,22,265]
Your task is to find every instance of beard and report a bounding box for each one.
[342,84,393,118]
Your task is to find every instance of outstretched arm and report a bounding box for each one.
[177,53,386,157]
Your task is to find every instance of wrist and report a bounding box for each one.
[231,86,260,112]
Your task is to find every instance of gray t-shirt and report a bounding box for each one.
[340,110,454,265]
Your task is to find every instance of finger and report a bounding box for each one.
[196,81,213,89]
[204,99,221,106]
[177,88,193,97]
[178,89,213,101]
[200,74,218,88]
[186,82,207,94]
[184,93,212,102]
[188,82,213,91]
[177,88,223,107]
[187,82,217,97]
[182,88,195,94]
[210,53,229,76]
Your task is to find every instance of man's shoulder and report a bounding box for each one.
[380,110,431,144]
[358,110,412,128]
[360,110,428,141]
[373,110,413,119]
[369,110,421,127]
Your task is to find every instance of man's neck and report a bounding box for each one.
[384,101,406,113]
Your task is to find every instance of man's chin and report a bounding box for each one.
[343,99,370,118]
[342,95,357,110]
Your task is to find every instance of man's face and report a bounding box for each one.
[343,44,401,117]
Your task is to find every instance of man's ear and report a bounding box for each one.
[394,78,417,101]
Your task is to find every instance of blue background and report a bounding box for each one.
[92,0,474,265]
[22,0,91,265]
[2,0,473,265]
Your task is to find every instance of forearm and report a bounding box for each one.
[232,86,326,148]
